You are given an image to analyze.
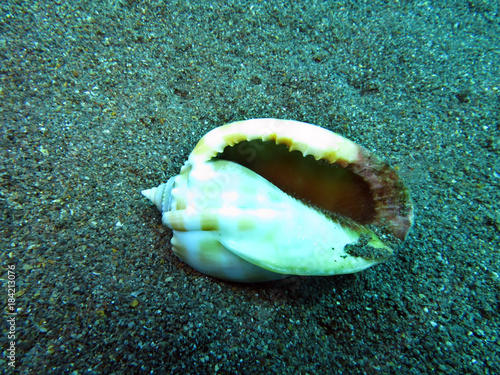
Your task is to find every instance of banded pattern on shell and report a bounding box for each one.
[142,119,413,282]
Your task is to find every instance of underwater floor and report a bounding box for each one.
[2,1,499,373]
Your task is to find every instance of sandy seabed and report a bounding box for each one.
[1,1,499,374]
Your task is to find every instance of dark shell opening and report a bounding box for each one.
[216,140,376,225]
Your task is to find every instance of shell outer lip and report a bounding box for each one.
[190,118,360,166]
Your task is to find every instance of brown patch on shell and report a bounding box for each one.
[350,148,414,241]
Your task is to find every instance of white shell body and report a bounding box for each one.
[142,119,413,282]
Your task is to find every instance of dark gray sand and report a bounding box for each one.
[2,1,499,373]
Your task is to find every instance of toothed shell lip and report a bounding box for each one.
[190,118,360,165]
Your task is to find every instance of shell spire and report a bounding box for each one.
[142,178,174,213]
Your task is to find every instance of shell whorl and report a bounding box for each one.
[141,177,174,213]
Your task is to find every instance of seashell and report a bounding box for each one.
[142,119,413,282]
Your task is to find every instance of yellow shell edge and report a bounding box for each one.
[189,118,360,166]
